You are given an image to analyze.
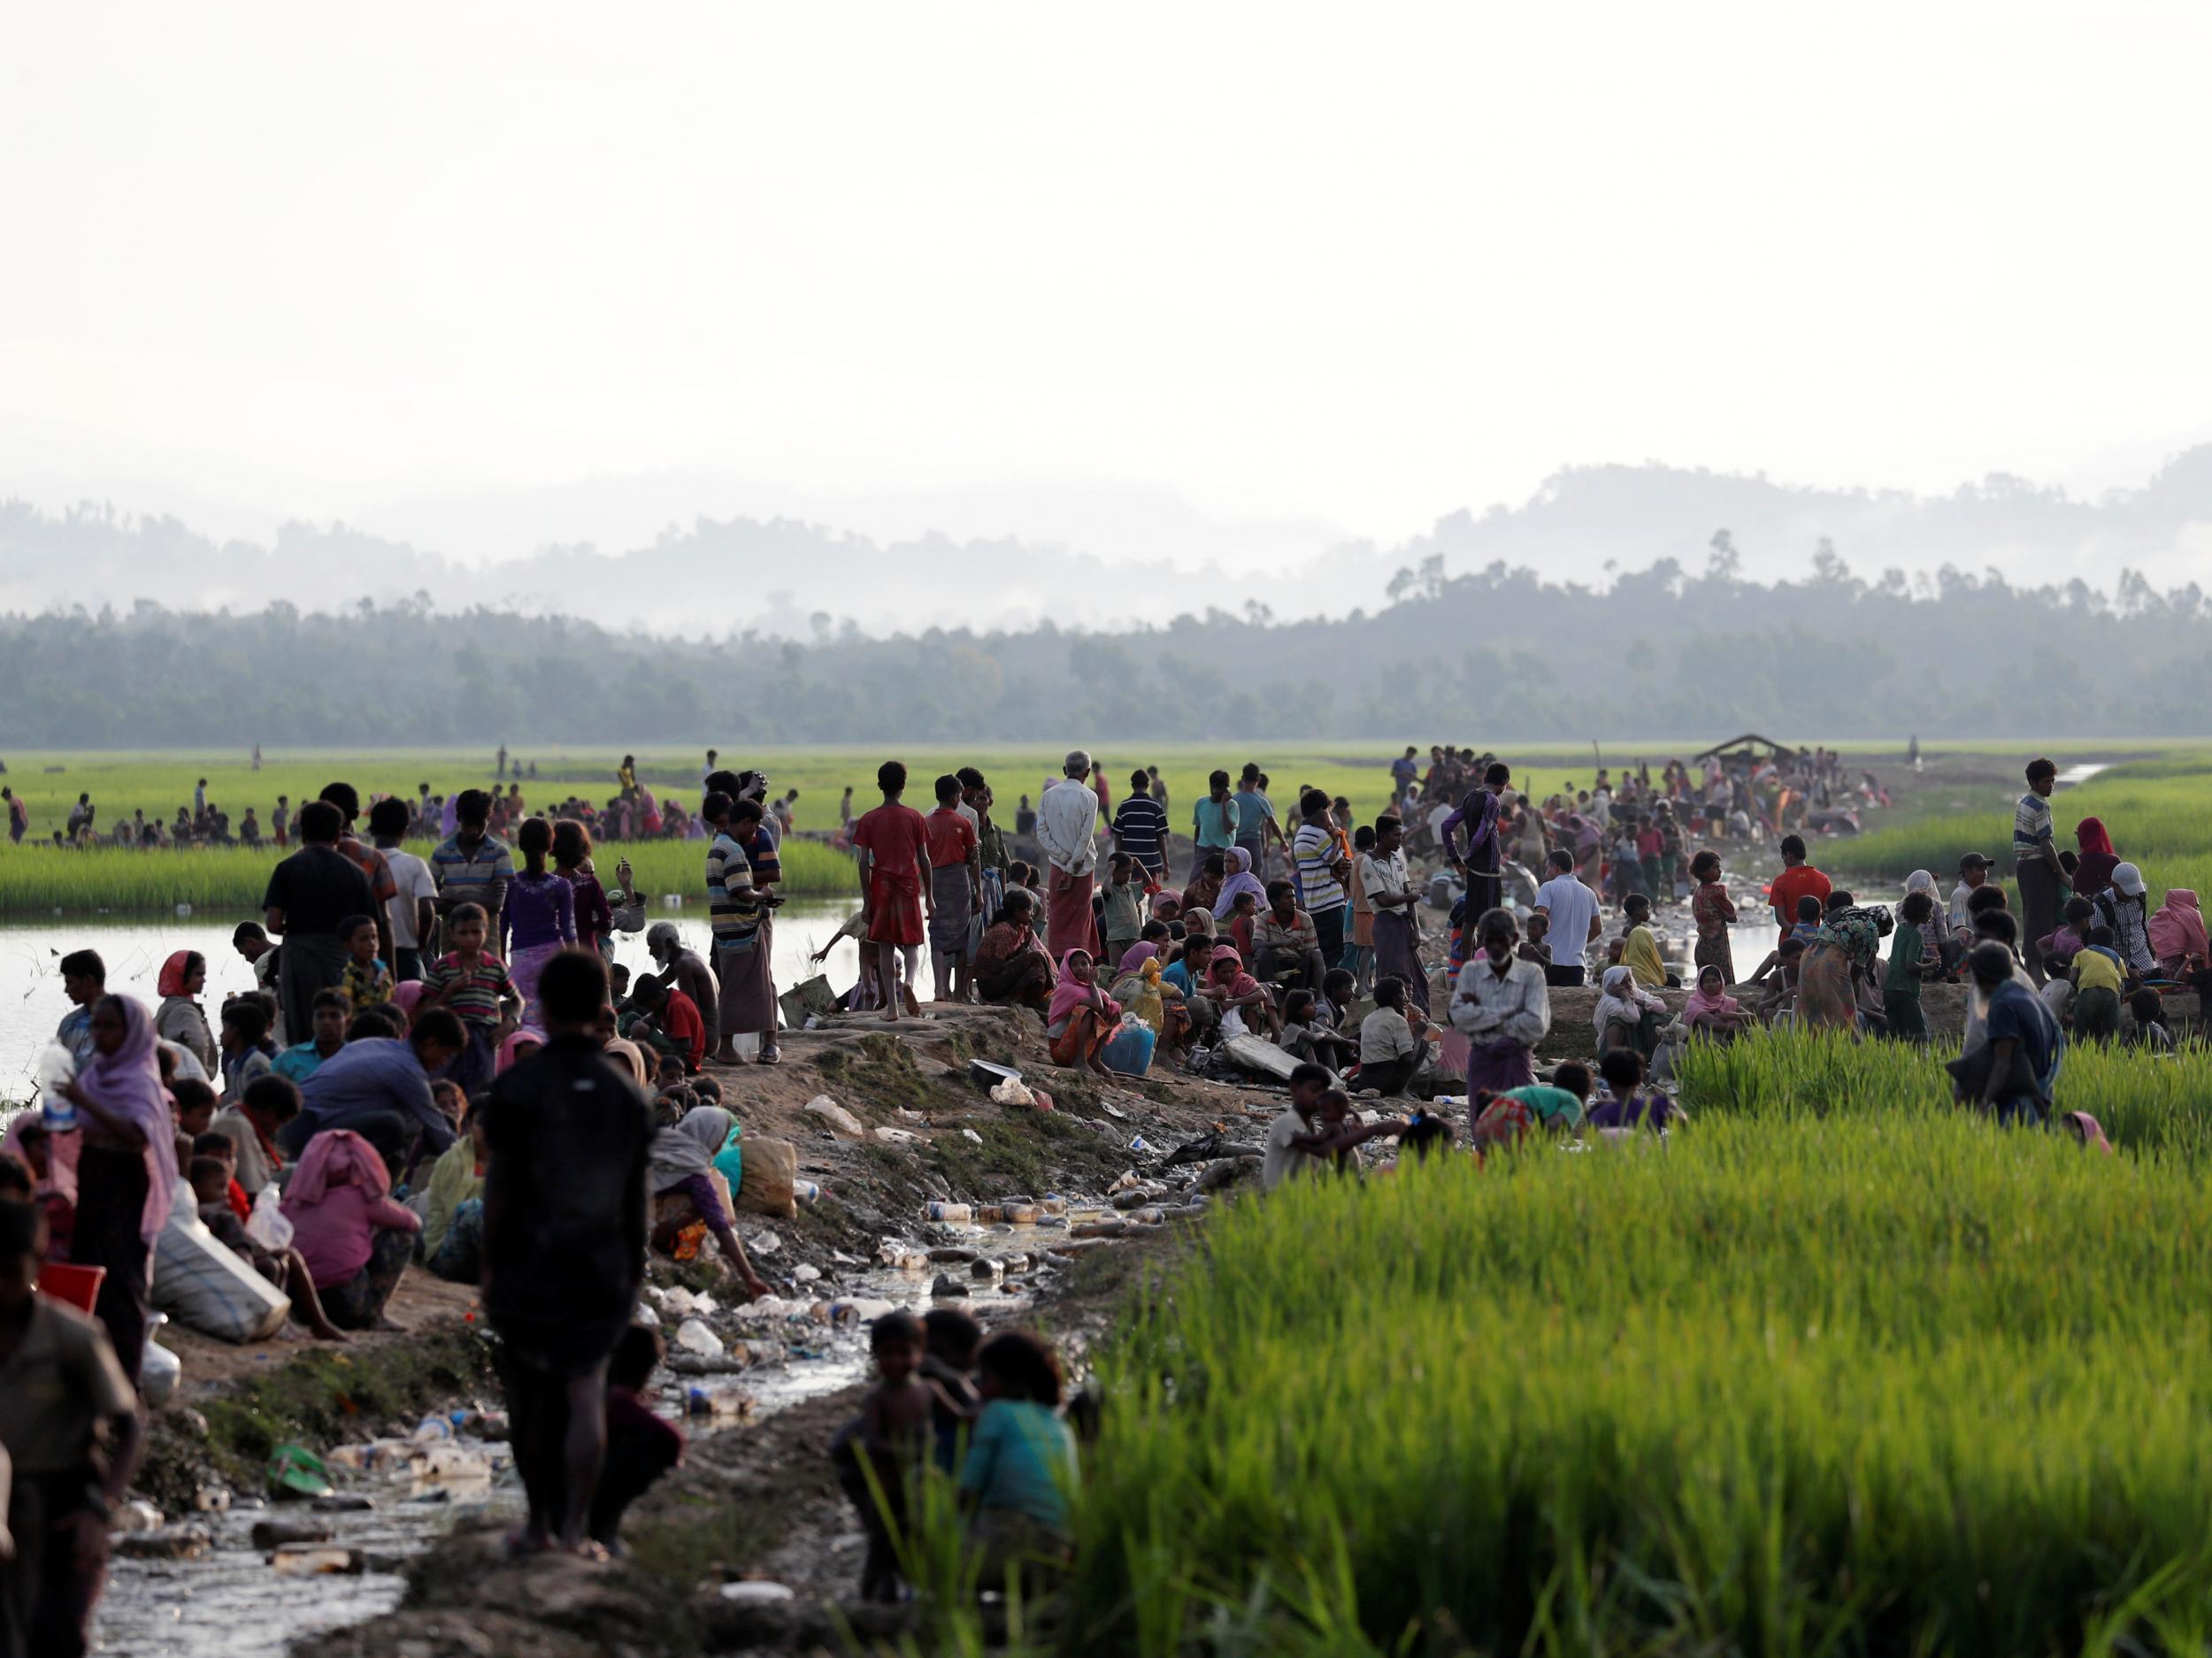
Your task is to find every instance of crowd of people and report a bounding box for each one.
[0,741,2177,1643]
[22,748,807,853]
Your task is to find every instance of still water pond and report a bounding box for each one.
[0,900,869,1086]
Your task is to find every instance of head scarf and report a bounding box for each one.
[280,1126,390,1212]
[1593,964,1655,1032]
[648,1105,735,1192]
[388,979,426,1026]
[1207,946,1262,1002]
[603,1035,650,1089]
[2062,1111,2114,1154]
[1047,951,1121,1027]
[495,1031,541,1075]
[1903,870,1938,901]
[80,996,180,1242]
[1212,847,1268,918]
[2148,888,2208,964]
[1684,965,1740,1025]
[1117,941,1159,978]
[1620,925,1667,990]
[2,1109,78,1202]
[2076,818,2116,859]
[157,950,199,1001]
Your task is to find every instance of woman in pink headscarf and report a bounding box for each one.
[1683,964,1755,1040]
[281,1128,421,1331]
[1045,949,1121,1077]
[55,994,180,1378]
[2148,887,2208,978]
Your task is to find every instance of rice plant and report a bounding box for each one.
[0,835,856,916]
[1060,1032,2212,1656]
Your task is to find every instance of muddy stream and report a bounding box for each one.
[94,1217,1068,1657]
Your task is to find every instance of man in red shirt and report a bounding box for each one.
[851,761,932,1022]
[1767,834,1832,933]
[631,977,705,1072]
[923,774,981,1006]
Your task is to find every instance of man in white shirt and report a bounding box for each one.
[1531,848,1603,987]
[1449,907,1552,1091]
[1358,815,1427,1013]
[1034,749,1102,961]
[368,796,439,982]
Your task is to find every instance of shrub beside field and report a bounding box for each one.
[1056,1031,2212,1657]
[0,836,856,915]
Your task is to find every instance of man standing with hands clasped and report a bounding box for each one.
[1034,749,1102,963]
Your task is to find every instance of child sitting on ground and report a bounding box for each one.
[591,1323,686,1554]
[2128,987,2176,1052]
[959,1331,1082,1588]
[1791,894,1824,946]
[1318,967,1356,1032]
[1619,894,1675,988]
[1279,989,1356,1073]
[188,1153,349,1341]
[191,1131,250,1222]
[2035,898,2093,979]
[219,997,276,1101]
[1586,1048,1679,1132]
[1747,936,1806,1022]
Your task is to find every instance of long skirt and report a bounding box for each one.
[928,867,974,963]
[279,932,350,1051]
[716,916,779,1040]
[509,940,565,1020]
[1795,941,1858,1031]
[1048,1006,1114,1068]
[1045,867,1097,963]
[70,1143,151,1385]
[1465,1039,1535,1094]
[1693,933,1737,984]
[1371,910,1430,1015]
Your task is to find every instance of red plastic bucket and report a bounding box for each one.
[38,1261,104,1316]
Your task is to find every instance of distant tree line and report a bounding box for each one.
[4,544,2209,745]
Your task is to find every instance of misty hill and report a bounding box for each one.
[14,444,2212,635]
[0,545,2205,747]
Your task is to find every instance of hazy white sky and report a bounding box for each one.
[6,2,2212,566]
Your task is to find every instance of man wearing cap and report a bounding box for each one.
[2013,758,2070,986]
[646,922,718,1059]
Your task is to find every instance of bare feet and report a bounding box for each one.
[311,1319,352,1343]
[506,1526,553,1558]
[741,1273,771,1301]
[714,1045,744,1065]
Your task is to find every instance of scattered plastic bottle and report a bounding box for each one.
[926,1201,972,1224]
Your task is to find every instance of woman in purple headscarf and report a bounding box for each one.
[56,994,180,1380]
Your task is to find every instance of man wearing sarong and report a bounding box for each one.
[1358,815,1428,1015]
[1441,761,1511,921]
[1448,908,1551,1093]
[924,773,981,1004]
[1034,750,1102,963]
[852,762,932,1022]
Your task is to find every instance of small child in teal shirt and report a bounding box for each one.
[959,1330,1080,1580]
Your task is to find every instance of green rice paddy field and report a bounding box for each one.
[0,737,2196,919]
[1033,1032,2212,1658]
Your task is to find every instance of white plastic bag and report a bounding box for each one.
[152,1179,290,1343]
[244,1183,295,1253]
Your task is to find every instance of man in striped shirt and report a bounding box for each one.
[1290,789,1353,970]
[1110,767,1170,878]
[431,790,514,940]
